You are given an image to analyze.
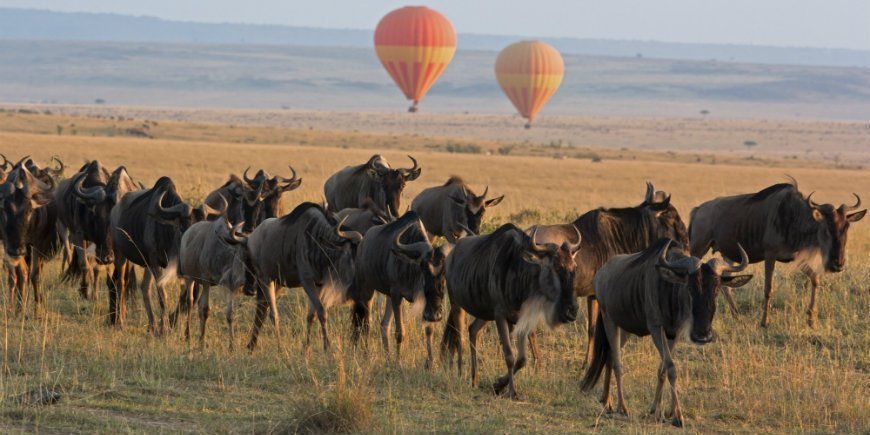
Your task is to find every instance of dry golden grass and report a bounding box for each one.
[0,111,867,433]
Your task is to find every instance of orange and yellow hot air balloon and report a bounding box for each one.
[374,6,456,112]
[495,41,564,128]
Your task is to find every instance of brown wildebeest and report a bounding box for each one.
[580,238,752,427]
[244,202,362,352]
[0,161,62,315]
[323,155,420,217]
[441,224,580,399]
[334,199,392,234]
[351,211,447,367]
[689,180,866,327]
[529,182,688,364]
[411,176,504,243]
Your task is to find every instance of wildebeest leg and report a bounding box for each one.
[29,256,46,317]
[304,302,316,352]
[299,278,326,350]
[761,258,776,328]
[225,288,237,352]
[380,301,393,356]
[527,332,540,370]
[424,323,435,370]
[265,282,281,342]
[140,269,157,334]
[154,278,170,336]
[468,318,487,387]
[493,318,520,400]
[247,291,270,352]
[584,297,599,366]
[805,270,820,328]
[603,316,628,416]
[600,362,613,412]
[107,258,126,327]
[197,283,210,348]
[181,279,194,341]
[391,295,405,365]
[650,327,682,427]
[648,328,675,421]
[494,330,529,399]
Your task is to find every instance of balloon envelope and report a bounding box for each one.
[374,6,456,112]
[495,41,564,127]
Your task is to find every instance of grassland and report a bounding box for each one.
[0,111,867,433]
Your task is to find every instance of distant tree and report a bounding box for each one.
[700,109,710,117]
[743,140,758,150]
[95,98,106,104]
[56,125,63,135]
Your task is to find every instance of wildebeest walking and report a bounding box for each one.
[411,176,504,243]
[441,224,580,399]
[323,154,420,217]
[199,174,261,228]
[352,211,447,367]
[580,238,752,427]
[0,161,62,315]
[108,176,195,333]
[244,202,362,351]
[242,166,302,230]
[689,180,866,327]
[529,182,688,363]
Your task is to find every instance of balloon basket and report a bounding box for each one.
[408,104,418,113]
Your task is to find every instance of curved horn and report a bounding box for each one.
[13,155,31,169]
[19,164,52,195]
[644,181,654,204]
[844,193,862,212]
[393,223,432,259]
[657,239,674,268]
[567,225,582,254]
[529,227,556,254]
[477,185,489,201]
[242,167,254,185]
[407,155,418,172]
[202,193,228,217]
[156,191,190,219]
[806,192,820,209]
[222,221,248,245]
[49,156,64,176]
[276,165,298,183]
[710,243,749,275]
[0,153,9,171]
[334,215,363,243]
[73,172,107,203]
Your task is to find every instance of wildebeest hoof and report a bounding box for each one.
[424,359,432,370]
[671,417,683,428]
[492,376,510,395]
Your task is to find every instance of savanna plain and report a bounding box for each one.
[0,109,867,433]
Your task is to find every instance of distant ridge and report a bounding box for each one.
[2,7,869,68]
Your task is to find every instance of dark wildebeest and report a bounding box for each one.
[411,176,504,243]
[689,180,866,327]
[245,203,362,351]
[55,161,139,299]
[198,174,261,227]
[441,224,581,399]
[529,182,688,364]
[0,154,11,183]
[108,176,195,333]
[0,161,62,315]
[334,199,392,234]
[242,166,302,230]
[352,211,448,367]
[323,155,420,217]
[580,238,752,427]
[179,206,255,350]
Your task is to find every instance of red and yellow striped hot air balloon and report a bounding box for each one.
[495,41,564,128]
[374,6,456,112]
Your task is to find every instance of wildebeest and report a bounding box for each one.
[323,155,420,217]
[441,224,580,399]
[334,199,392,234]
[55,161,139,299]
[352,211,447,366]
[411,176,504,243]
[245,202,362,351]
[108,176,195,333]
[580,238,752,427]
[529,182,689,363]
[689,180,866,327]
[199,174,261,228]
[178,203,254,350]
[242,166,302,230]
[0,161,62,315]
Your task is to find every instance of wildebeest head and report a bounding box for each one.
[149,177,195,234]
[0,153,11,184]
[0,165,53,258]
[641,182,689,250]
[446,178,504,236]
[366,155,421,217]
[523,227,582,324]
[655,240,752,344]
[243,166,302,231]
[391,221,447,322]
[328,215,365,291]
[218,220,257,296]
[805,192,865,273]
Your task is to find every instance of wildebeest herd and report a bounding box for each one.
[0,154,865,427]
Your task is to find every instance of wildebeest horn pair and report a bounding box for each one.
[221,221,248,245]
[73,172,107,204]
[155,191,191,219]
[0,153,9,171]
[806,191,862,212]
[398,155,421,179]
[657,239,701,273]
[202,193,229,218]
[48,156,64,177]
[529,226,582,255]
[707,243,750,275]
[393,222,432,260]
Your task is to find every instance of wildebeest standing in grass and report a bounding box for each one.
[352,211,447,367]
[178,202,254,350]
[335,199,392,234]
[441,224,580,399]
[244,202,362,352]
[530,182,688,364]
[199,174,261,227]
[55,161,140,300]
[242,166,302,231]
[108,176,194,333]
[323,154,420,217]
[689,180,866,327]
[580,238,752,427]
[411,176,504,243]
[0,162,62,315]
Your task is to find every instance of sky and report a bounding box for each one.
[1,0,868,50]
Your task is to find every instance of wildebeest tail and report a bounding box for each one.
[60,248,85,283]
[580,313,609,391]
[440,304,465,360]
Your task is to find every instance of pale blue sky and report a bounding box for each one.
[1,0,868,50]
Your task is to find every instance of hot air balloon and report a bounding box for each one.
[374,6,456,113]
[495,41,564,128]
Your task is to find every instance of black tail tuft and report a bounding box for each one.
[580,312,610,391]
[440,304,464,361]
[350,300,370,343]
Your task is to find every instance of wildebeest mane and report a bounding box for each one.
[573,207,659,269]
[443,176,464,186]
[627,237,673,268]
[746,182,796,203]
[279,202,334,227]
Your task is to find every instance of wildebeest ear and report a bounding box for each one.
[366,168,381,179]
[811,208,824,221]
[847,209,867,222]
[655,265,688,285]
[722,274,753,288]
[485,195,504,207]
[30,195,51,209]
[391,247,423,264]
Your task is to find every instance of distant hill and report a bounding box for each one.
[2,7,870,68]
